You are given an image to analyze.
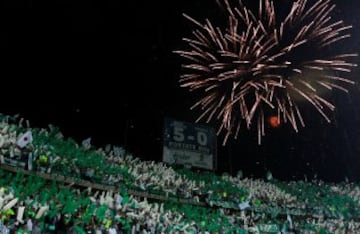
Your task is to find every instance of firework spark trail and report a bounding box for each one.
[175,0,357,145]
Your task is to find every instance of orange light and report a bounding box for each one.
[268,116,280,128]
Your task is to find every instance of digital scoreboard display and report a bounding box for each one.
[162,118,217,170]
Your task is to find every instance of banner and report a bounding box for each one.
[162,118,217,170]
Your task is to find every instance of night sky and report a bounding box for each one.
[1,0,360,182]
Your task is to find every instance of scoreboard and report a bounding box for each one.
[162,118,217,170]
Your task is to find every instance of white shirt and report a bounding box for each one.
[26,219,33,231]
[108,227,117,234]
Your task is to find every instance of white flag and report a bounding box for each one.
[239,200,250,210]
[17,206,25,223]
[239,194,252,210]
[36,206,49,219]
[287,213,293,229]
[17,131,33,148]
[82,138,91,150]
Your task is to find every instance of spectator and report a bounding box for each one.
[108,225,117,234]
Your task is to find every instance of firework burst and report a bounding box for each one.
[175,0,357,145]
